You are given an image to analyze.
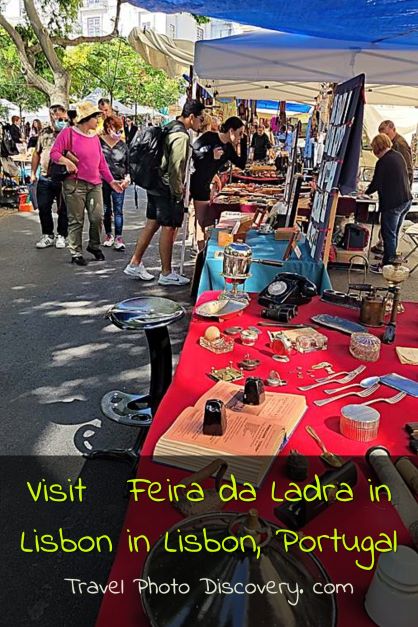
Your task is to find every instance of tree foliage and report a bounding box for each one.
[64,38,184,109]
[0,28,47,112]
[191,14,211,25]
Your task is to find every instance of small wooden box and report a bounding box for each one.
[274,227,301,241]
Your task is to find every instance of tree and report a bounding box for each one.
[64,38,184,110]
[0,28,47,116]
[0,0,125,106]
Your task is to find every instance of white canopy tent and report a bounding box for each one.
[128,27,194,78]
[194,30,418,106]
[364,105,418,144]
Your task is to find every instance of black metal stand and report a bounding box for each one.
[88,326,173,464]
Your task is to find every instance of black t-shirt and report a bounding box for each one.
[366,149,412,212]
[191,131,247,192]
[251,132,271,159]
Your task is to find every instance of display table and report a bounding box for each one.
[97,293,417,627]
[232,172,283,185]
[198,228,332,295]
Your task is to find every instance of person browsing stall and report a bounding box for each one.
[124,117,138,145]
[365,133,412,273]
[190,116,248,244]
[100,115,130,250]
[31,105,69,250]
[251,124,271,161]
[50,101,123,266]
[371,120,414,256]
[10,115,22,144]
[124,100,205,285]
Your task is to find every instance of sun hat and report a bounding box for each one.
[75,101,102,123]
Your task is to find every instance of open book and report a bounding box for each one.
[153,381,307,487]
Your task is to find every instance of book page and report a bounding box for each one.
[158,406,284,456]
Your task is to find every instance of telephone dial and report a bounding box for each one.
[258,272,317,307]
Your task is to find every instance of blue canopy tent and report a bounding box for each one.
[256,101,311,114]
[127,1,418,46]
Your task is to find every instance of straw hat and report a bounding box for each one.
[75,101,102,123]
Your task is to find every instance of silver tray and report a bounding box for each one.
[195,299,249,319]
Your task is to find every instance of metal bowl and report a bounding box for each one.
[106,297,185,330]
[141,511,337,627]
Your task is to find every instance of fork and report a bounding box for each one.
[314,365,366,383]
[314,383,380,406]
[360,391,407,407]
[299,366,366,391]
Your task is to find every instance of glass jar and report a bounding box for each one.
[349,332,381,362]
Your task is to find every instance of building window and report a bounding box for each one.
[87,17,102,36]
[168,24,176,39]
[197,27,204,41]
[85,0,101,6]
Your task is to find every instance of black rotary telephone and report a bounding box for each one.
[258,272,317,307]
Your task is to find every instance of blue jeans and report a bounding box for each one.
[381,200,411,265]
[102,182,124,237]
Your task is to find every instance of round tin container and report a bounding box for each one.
[340,404,380,442]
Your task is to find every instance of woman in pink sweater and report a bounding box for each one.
[50,101,123,266]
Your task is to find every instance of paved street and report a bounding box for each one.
[0,187,193,456]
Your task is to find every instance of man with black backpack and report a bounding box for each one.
[124,100,205,285]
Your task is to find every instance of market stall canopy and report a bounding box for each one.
[128,27,194,78]
[194,31,418,105]
[364,105,418,144]
[127,0,418,46]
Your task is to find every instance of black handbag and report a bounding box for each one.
[47,128,73,182]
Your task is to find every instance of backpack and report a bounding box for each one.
[129,122,188,191]
[0,124,18,158]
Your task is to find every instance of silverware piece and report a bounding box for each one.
[305,425,344,467]
[314,383,380,407]
[298,366,366,391]
[324,376,380,395]
[361,391,407,407]
[314,365,366,383]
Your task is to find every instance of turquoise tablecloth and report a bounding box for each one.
[198,229,332,296]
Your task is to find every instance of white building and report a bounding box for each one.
[78,1,242,40]
[2,0,244,40]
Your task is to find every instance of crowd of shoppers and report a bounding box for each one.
[20,96,414,287]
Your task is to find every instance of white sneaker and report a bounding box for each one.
[123,262,154,281]
[103,234,114,247]
[158,271,190,286]
[55,235,66,249]
[36,234,54,249]
[113,236,125,251]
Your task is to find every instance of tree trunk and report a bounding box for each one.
[46,71,70,108]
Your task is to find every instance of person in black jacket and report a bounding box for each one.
[365,133,412,272]
[251,124,271,161]
[124,117,138,144]
[10,116,22,144]
[100,115,130,250]
[191,116,247,248]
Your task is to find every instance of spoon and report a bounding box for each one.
[305,426,344,468]
[324,376,380,395]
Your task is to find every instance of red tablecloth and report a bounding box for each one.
[97,294,418,627]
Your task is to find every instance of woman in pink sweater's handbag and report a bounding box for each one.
[50,101,123,266]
